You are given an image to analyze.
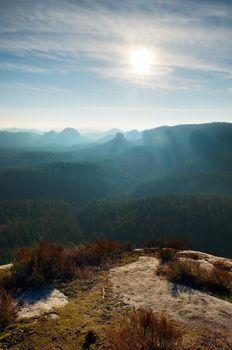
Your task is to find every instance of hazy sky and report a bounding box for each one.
[0,0,232,131]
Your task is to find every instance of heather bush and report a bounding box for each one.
[13,242,75,287]
[158,248,177,264]
[69,240,132,268]
[213,260,232,272]
[105,308,182,350]
[146,239,191,250]
[12,240,132,288]
[161,259,197,285]
[204,266,232,294]
[0,269,15,291]
[159,258,232,296]
[0,287,15,329]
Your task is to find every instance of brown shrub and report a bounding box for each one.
[177,252,200,260]
[0,287,15,329]
[146,240,166,249]
[158,248,177,264]
[166,239,191,250]
[13,242,75,288]
[160,258,232,296]
[146,239,191,250]
[105,308,182,350]
[163,259,196,284]
[0,269,15,291]
[68,240,132,268]
[213,260,232,272]
[203,267,232,293]
[12,240,132,288]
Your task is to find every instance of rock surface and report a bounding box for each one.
[110,256,232,333]
[17,287,68,319]
[178,250,232,271]
[0,263,13,270]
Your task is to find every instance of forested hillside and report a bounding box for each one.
[1,195,232,263]
[0,166,231,206]
[134,172,232,196]
[79,195,232,258]
[0,200,81,263]
[0,162,134,205]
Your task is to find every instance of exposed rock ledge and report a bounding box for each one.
[110,256,232,334]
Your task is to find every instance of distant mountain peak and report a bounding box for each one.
[107,132,130,152]
[108,128,122,133]
[37,128,88,147]
[115,132,124,139]
[60,127,80,135]
[45,130,56,135]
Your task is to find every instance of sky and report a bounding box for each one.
[0,0,232,131]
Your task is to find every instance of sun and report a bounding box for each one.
[129,48,153,75]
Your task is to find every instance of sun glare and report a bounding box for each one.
[129,48,153,75]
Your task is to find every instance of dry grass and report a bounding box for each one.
[187,330,232,350]
[104,308,182,350]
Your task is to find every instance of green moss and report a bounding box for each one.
[0,323,33,349]
[0,332,11,342]
[0,252,141,350]
[116,252,140,266]
[0,268,129,350]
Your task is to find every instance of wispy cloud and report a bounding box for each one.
[0,62,55,73]
[0,82,70,93]
[0,0,231,90]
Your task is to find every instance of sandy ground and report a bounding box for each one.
[17,287,68,319]
[110,256,232,334]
